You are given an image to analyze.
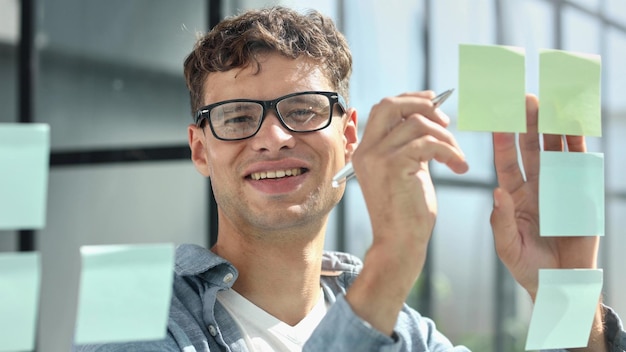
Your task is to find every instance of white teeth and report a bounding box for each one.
[251,168,302,180]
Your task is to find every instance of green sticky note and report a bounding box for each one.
[539,49,602,136]
[74,243,175,345]
[539,151,604,236]
[526,269,602,350]
[458,44,526,133]
[0,123,50,230]
[0,252,41,351]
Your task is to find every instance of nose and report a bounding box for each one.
[249,111,296,152]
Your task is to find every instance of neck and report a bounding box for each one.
[212,216,327,326]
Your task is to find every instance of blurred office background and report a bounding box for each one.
[0,0,624,351]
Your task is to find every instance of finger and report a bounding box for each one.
[397,90,436,100]
[386,113,463,154]
[398,135,469,174]
[519,94,540,183]
[565,135,587,153]
[380,113,468,173]
[362,95,448,148]
[434,109,451,127]
[490,187,522,267]
[493,131,525,193]
[543,133,564,151]
[397,91,451,126]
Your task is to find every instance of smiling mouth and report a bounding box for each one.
[249,168,305,180]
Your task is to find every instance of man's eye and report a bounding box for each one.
[224,115,256,125]
[287,109,315,118]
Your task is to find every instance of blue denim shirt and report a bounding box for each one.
[74,244,626,352]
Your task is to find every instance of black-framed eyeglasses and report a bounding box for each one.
[194,91,347,141]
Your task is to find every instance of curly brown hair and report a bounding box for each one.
[183,6,352,117]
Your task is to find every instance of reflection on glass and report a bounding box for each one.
[38,0,205,149]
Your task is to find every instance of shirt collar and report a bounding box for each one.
[175,243,232,276]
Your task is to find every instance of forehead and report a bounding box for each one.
[202,54,333,105]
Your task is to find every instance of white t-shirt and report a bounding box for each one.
[216,288,327,352]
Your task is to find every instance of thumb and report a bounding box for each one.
[490,187,520,265]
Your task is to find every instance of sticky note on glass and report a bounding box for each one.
[0,123,50,230]
[539,151,604,236]
[526,269,602,350]
[74,243,175,345]
[458,44,526,133]
[539,49,602,136]
[0,252,41,352]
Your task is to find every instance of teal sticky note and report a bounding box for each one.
[458,44,526,133]
[0,252,41,352]
[74,243,175,345]
[0,123,50,230]
[526,269,602,350]
[539,151,604,236]
[539,49,602,136]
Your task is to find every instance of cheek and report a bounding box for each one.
[318,129,347,168]
[205,145,232,177]
[330,124,349,152]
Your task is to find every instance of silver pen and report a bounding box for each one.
[331,89,455,188]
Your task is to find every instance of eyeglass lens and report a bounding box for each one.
[210,93,332,140]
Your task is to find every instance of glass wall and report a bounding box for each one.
[1,0,207,350]
[291,0,625,351]
[0,0,18,251]
[1,0,623,351]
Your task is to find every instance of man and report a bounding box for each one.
[76,6,625,352]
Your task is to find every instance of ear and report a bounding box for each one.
[342,108,358,162]
[188,124,211,177]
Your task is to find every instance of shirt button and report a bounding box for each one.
[223,272,234,283]
[208,324,218,337]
